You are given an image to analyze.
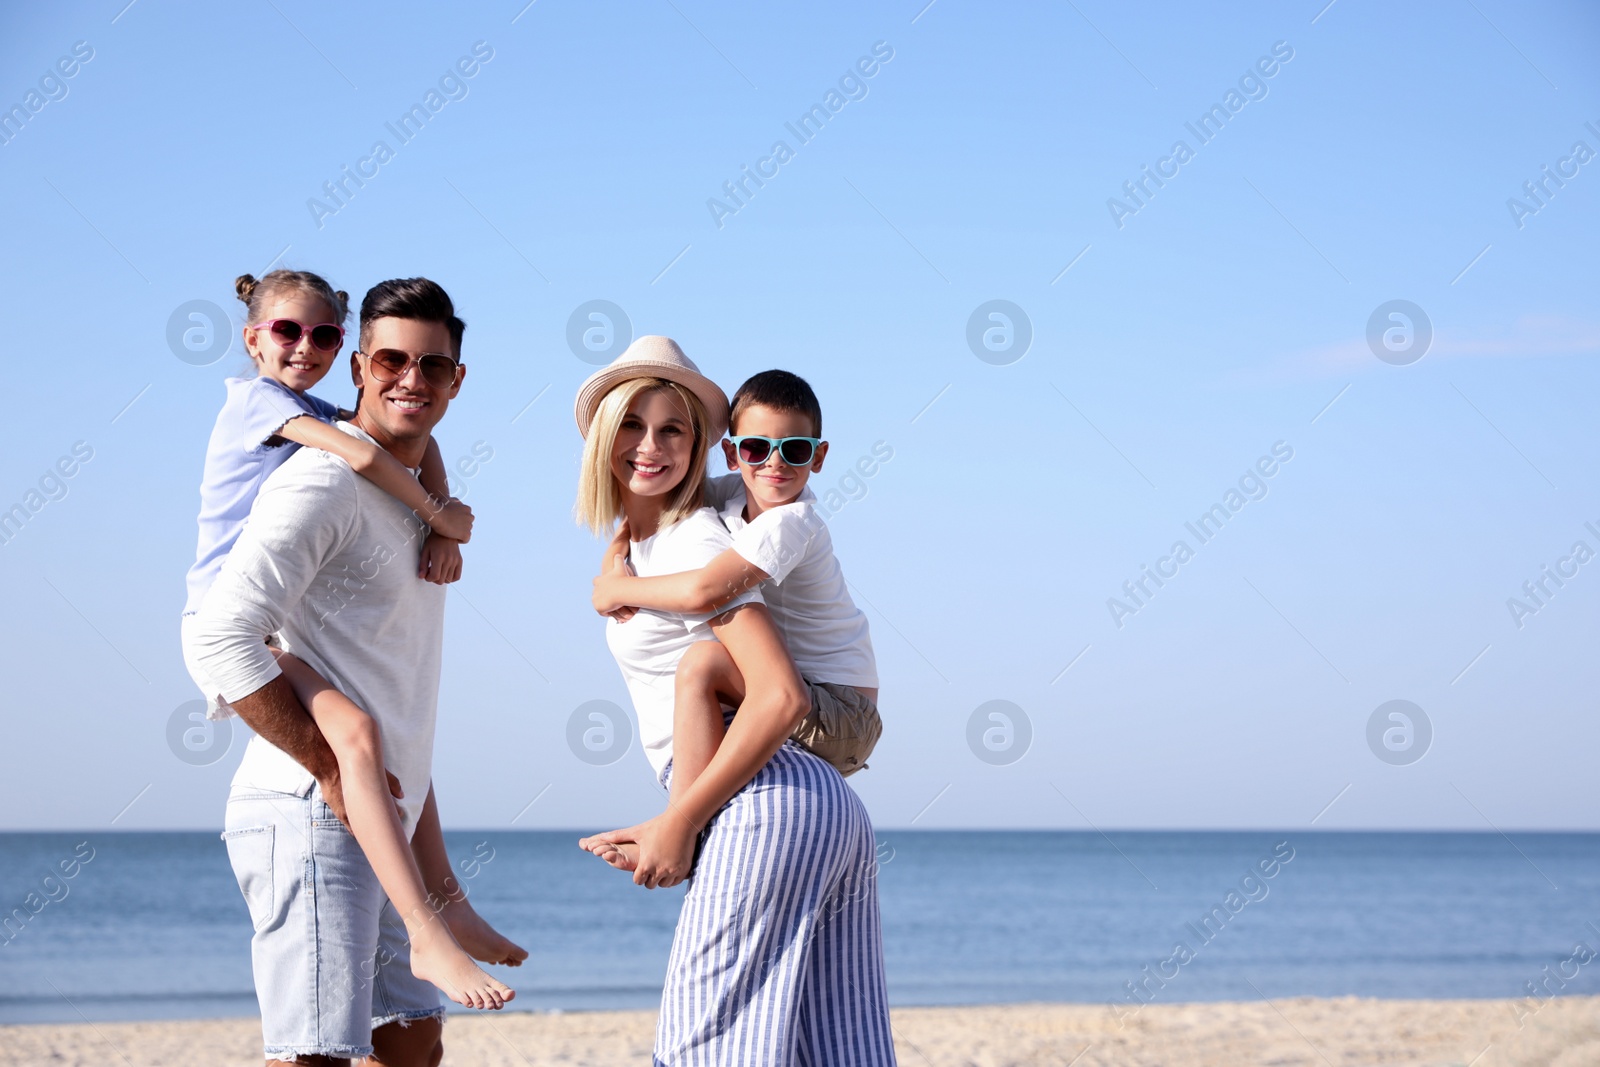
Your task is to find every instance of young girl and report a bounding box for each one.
[180,269,516,1011]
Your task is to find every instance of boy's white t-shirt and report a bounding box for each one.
[706,474,878,689]
[605,507,763,778]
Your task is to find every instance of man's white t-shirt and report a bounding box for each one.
[707,474,878,689]
[188,422,444,835]
[605,507,763,778]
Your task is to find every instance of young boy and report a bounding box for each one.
[589,370,882,864]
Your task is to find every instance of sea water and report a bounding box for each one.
[0,830,1595,1023]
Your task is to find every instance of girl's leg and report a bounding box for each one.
[592,641,745,873]
[272,651,513,1012]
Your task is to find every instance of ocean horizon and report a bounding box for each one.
[2,830,1596,1025]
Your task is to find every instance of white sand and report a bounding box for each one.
[2,995,1597,1066]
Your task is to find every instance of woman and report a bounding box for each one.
[573,336,896,1065]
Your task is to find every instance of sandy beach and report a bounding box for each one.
[3,995,1597,1066]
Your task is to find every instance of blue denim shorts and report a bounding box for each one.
[222,785,443,1061]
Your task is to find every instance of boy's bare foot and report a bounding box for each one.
[441,900,528,968]
[408,922,514,1011]
[577,834,639,872]
[600,840,639,871]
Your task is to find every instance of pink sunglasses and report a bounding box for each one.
[250,318,346,352]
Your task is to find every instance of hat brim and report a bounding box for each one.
[574,360,730,443]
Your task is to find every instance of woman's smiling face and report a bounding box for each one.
[610,387,696,500]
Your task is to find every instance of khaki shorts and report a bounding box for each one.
[790,681,881,778]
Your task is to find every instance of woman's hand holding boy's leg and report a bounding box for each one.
[578,834,640,871]
[579,808,697,889]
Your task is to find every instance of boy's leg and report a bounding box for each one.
[272,652,511,1012]
[590,640,746,873]
[667,640,746,805]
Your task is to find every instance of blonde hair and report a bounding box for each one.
[575,378,710,537]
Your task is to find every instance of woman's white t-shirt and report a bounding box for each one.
[605,507,763,778]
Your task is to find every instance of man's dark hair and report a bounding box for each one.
[359,277,466,359]
[729,369,823,438]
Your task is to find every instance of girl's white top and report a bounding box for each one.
[184,376,338,615]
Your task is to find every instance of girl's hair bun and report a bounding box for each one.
[235,268,347,326]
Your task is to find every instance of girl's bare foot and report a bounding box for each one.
[441,900,529,967]
[408,921,515,1010]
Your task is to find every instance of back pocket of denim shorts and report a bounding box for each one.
[222,825,275,930]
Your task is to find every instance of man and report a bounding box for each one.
[191,277,525,1066]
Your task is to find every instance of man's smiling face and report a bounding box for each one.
[352,316,462,454]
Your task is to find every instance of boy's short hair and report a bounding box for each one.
[359,277,466,358]
[729,370,823,438]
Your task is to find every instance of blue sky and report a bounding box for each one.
[1,0,1596,831]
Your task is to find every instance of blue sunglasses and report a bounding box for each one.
[728,435,822,466]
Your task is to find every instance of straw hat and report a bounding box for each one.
[574,335,730,442]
